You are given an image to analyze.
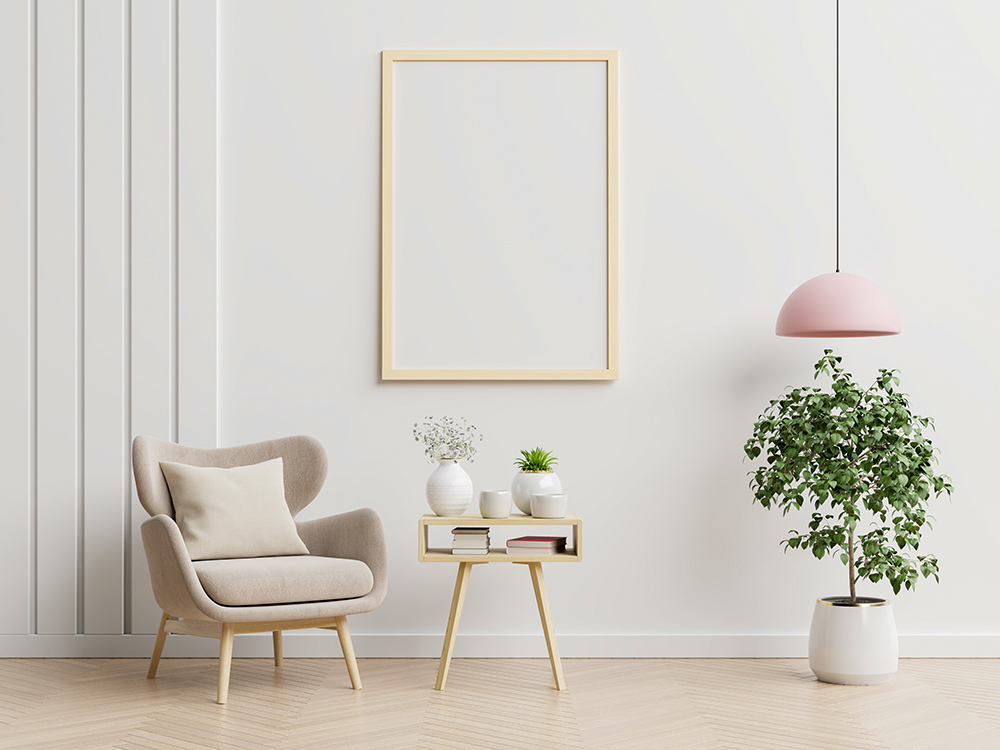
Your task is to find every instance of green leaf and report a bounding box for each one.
[513,447,558,472]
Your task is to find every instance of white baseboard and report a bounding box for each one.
[1,633,997,659]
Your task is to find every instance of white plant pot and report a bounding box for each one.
[808,597,898,685]
[479,490,512,519]
[511,471,562,515]
[530,493,568,519]
[426,459,473,517]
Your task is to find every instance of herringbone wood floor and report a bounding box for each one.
[0,658,997,749]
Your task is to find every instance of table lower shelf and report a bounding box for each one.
[421,548,581,563]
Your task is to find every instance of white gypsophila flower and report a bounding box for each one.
[412,416,483,462]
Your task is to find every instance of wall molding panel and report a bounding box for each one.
[0,0,218,650]
[0,0,34,636]
[176,0,218,450]
[83,0,127,637]
[35,0,83,637]
[129,0,175,638]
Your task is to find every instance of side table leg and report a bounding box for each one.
[527,562,567,691]
[435,561,475,690]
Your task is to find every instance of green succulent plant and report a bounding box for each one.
[514,447,558,473]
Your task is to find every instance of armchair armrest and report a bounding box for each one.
[140,514,216,621]
[296,508,388,606]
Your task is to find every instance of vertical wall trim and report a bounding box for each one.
[35,0,88,635]
[29,0,39,637]
[122,0,133,636]
[176,0,219,448]
[128,0,174,633]
[169,0,178,444]
[215,8,220,447]
[82,0,128,634]
[0,0,32,634]
[75,0,85,636]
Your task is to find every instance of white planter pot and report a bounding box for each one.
[530,493,568,519]
[809,597,898,685]
[479,490,512,519]
[511,471,562,515]
[426,459,473,517]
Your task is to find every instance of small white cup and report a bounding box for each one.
[530,493,568,519]
[480,490,512,519]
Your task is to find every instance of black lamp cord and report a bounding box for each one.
[836,0,840,273]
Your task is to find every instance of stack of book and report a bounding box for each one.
[506,536,567,555]
[451,526,490,555]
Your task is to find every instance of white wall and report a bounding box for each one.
[2,0,998,657]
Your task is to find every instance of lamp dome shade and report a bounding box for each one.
[776,272,901,337]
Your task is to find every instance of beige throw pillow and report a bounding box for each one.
[159,458,310,561]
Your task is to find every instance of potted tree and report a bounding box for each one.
[744,350,951,685]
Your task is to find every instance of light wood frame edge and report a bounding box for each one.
[380,50,619,382]
[380,50,395,381]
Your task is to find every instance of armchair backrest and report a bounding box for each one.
[132,434,329,519]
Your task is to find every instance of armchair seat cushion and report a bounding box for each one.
[193,555,374,607]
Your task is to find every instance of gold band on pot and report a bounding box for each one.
[816,597,890,607]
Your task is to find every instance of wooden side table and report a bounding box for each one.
[418,512,583,691]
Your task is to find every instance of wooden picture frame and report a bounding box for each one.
[381,50,619,381]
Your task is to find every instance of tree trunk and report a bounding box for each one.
[848,527,857,603]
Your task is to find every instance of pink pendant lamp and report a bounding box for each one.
[776,0,901,338]
[776,272,900,337]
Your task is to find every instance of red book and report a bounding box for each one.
[506,536,567,549]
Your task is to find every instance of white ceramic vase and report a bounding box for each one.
[426,459,473,517]
[511,471,562,515]
[808,597,898,685]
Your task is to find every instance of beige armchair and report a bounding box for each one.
[132,435,387,703]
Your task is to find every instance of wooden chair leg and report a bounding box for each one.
[217,623,236,704]
[272,630,283,667]
[147,611,170,679]
[334,616,362,690]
